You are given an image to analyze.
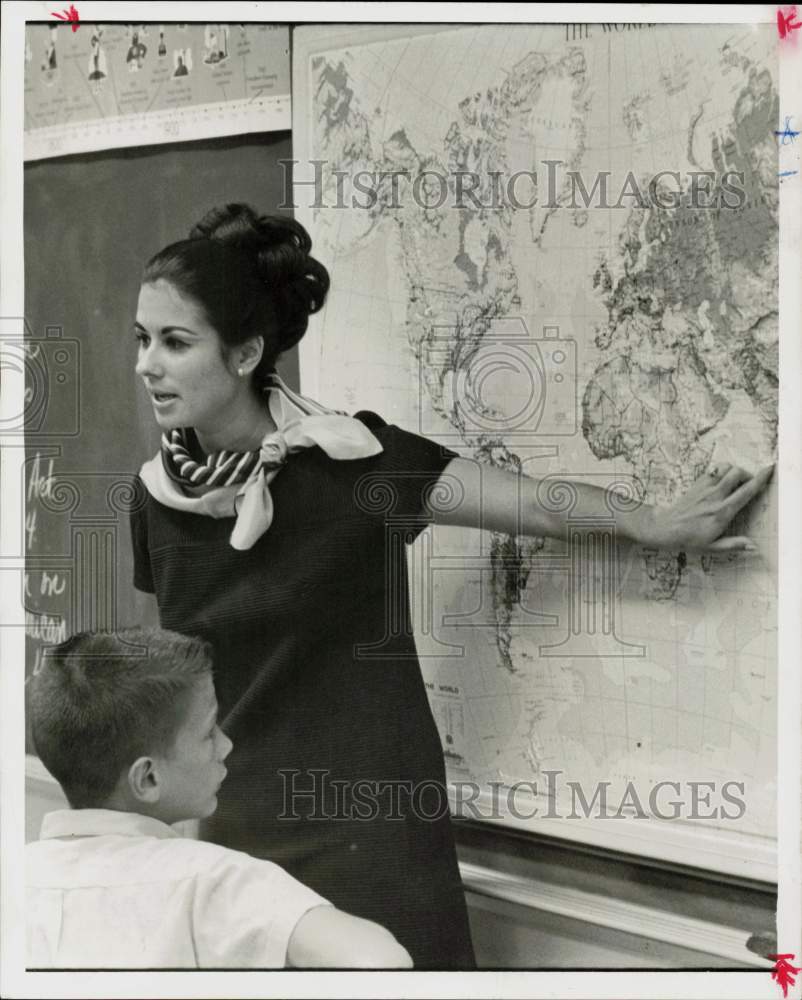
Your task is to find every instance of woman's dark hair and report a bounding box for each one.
[142,204,330,385]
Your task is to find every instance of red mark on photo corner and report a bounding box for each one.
[769,954,801,998]
[777,6,801,39]
[51,4,80,31]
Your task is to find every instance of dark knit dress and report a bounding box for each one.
[130,417,475,969]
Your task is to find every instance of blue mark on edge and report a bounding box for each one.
[775,117,800,145]
[778,170,799,178]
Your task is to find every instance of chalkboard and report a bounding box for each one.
[23,132,296,749]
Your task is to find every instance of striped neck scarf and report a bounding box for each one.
[162,428,261,488]
[160,372,342,490]
[141,371,382,549]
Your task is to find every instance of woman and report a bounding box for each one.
[130,204,772,969]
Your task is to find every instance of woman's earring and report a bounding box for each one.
[237,367,244,377]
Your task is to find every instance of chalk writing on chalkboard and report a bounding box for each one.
[12,315,147,748]
[24,463,147,640]
[23,454,149,748]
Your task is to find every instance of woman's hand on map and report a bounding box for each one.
[426,456,774,553]
[641,462,775,552]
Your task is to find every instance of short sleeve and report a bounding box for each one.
[129,480,155,594]
[191,854,331,968]
[352,413,459,537]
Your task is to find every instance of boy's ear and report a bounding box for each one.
[127,756,161,804]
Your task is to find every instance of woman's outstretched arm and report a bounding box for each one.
[425,458,774,552]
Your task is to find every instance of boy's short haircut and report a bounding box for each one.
[30,628,213,809]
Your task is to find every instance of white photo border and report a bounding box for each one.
[1,3,799,999]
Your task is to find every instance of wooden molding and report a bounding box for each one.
[460,860,773,968]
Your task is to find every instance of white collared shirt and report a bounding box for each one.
[26,809,330,969]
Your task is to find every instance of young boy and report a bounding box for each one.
[26,627,412,969]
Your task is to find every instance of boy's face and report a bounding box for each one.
[153,674,233,824]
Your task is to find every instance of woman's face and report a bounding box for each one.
[135,280,241,434]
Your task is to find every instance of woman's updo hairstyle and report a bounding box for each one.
[142,203,330,387]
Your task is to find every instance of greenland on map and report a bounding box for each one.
[292,22,778,878]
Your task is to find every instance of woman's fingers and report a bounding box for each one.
[712,465,752,496]
[720,464,774,518]
[658,462,773,552]
[706,535,758,552]
[706,462,732,484]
